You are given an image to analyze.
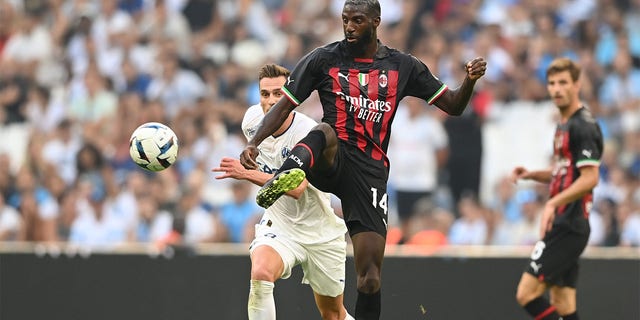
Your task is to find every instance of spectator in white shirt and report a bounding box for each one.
[2,10,53,78]
[388,97,448,243]
[69,178,127,248]
[41,119,82,186]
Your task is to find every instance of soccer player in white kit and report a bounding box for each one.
[212,64,353,320]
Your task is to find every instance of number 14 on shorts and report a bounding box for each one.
[370,187,388,215]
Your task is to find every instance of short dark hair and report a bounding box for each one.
[546,57,581,82]
[344,0,381,18]
[258,64,290,81]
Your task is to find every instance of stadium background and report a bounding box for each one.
[0,0,638,319]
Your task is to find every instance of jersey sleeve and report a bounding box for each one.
[571,120,603,168]
[404,55,448,105]
[281,48,324,106]
[241,105,263,143]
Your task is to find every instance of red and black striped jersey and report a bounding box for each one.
[281,40,447,168]
[549,106,603,233]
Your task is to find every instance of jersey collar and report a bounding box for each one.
[341,40,389,62]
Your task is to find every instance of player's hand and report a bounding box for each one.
[240,145,259,170]
[212,157,247,180]
[511,166,529,184]
[539,202,556,238]
[465,57,487,81]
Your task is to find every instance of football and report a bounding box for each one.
[129,122,179,172]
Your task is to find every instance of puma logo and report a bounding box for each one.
[530,261,542,274]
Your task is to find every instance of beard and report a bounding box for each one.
[345,27,374,56]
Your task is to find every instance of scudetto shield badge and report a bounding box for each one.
[358,73,369,86]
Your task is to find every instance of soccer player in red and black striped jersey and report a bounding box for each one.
[240,1,486,318]
[512,58,603,320]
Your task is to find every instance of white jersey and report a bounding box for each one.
[242,105,347,244]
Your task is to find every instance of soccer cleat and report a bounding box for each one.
[256,168,306,208]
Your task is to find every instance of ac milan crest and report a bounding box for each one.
[379,74,388,88]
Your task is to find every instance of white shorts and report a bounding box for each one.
[249,221,347,297]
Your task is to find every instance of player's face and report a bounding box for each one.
[342,5,378,54]
[547,71,579,110]
[259,76,286,114]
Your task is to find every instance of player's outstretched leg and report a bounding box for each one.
[248,280,276,319]
[256,168,305,208]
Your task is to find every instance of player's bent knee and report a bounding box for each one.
[549,297,566,313]
[357,276,381,293]
[550,294,575,314]
[515,290,531,306]
[315,122,333,133]
[250,267,279,283]
[515,273,546,306]
[515,287,543,306]
[315,123,337,142]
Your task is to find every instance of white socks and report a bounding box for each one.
[248,280,276,320]
[248,279,354,320]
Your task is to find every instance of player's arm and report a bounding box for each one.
[212,157,307,199]
[547,165,599,208]
[240,98,297,169]
[511,166,553,184]
[433,57,486,116]
[539,165,599,236]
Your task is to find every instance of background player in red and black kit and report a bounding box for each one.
[240,1,486,318]
[512,58,603,320]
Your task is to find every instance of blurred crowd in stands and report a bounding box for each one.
[0,0,638,250]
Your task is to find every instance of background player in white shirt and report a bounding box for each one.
[213,64,353,320]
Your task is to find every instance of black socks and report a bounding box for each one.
[355,290,381,319]
[279,130,326,174]
[523,297,560,320]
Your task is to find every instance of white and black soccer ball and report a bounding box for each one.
[129,122,179,172]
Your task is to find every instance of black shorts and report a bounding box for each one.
[524,226,589,288]
[308,142,389,238]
